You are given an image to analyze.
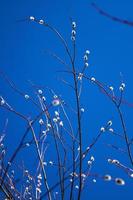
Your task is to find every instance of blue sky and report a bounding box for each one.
[0,0,133,199]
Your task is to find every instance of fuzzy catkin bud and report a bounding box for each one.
[29,16,35,21]
[39,19,44,24]
[115,178,125,186]
[72,21,76,28]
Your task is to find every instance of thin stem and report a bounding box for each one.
[71,41,82,200]
[116,106,133,166]
[29,121,52,200]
